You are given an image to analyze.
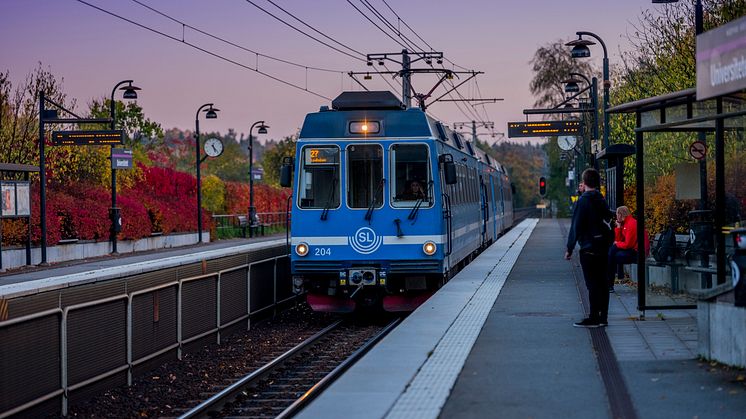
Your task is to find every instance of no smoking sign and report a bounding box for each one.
[689,140,707,160]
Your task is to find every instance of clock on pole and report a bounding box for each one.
[557,136,577,151]
[204,137,224,157]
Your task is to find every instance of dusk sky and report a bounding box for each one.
[2,0,661,144]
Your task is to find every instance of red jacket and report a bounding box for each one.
[614,215,651,255]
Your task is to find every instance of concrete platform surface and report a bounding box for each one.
[298,218,746,419]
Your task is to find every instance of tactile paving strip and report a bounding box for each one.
[385,218,538,419]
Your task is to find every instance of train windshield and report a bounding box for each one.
[346,144,383,209]
[299,146,340,209]
[391,143,431,207]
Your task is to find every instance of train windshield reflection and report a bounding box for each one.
[299,145,339,209]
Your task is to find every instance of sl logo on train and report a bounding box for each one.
[350,227,383,254]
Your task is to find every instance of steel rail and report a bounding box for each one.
[177,319,344,419]
[275,317,402,419]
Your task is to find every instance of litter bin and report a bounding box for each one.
[731,228,746,307]
[686,210,715,267]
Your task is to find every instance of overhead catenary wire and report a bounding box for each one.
[243,0,367,62]
[345,0,411,51]
[73,0,332,100]
[129,0,344,73]
[359,0,425,53]
[358,1,489,125]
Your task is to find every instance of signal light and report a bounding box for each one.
[539,176,547,197]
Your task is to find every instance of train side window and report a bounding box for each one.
[391,144,432,207]
[299,146,340,209]
[347,144,383,208]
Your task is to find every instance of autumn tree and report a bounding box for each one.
[261,135,297,188]
[0,63,74,169]
[529,40,594,109]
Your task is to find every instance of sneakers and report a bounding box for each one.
[573,318,607,328]
[609,286,615,293]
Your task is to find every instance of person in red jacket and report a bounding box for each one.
[607,206,640,292]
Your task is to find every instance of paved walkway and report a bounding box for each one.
[298,218,746,419]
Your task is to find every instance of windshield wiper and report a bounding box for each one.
[364,178,385,224]
[407,181,432,222]
[320,168,337,221]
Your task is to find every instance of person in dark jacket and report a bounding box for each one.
[565,168,611,328]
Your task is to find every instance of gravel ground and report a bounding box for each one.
[59,302,337,418]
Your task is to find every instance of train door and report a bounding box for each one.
[489,173,498,239]
[436,148,453,272]
[479,174,488,246]
[497,173,506,233]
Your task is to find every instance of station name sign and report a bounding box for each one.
[507,121,583,138]
[52,130,124,146]
[697,15,746,100]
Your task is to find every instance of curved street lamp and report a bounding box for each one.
[195,103,219,243]
[566,32,610,151]
[110,80,141,254]
[248,121,269,237]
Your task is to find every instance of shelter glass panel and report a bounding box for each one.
[640,130,713,307]
[724,115,746,287]
[299,145,340,209]
[347,144,383,209]
[391,143,432,207]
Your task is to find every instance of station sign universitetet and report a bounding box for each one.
[697,14,746,100]
[507,121,583,138]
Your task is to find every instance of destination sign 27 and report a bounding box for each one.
[507,121,583,138]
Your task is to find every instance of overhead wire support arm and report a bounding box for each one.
[347,72,370,91]
[427,71,483,107]
[439,98,504,103]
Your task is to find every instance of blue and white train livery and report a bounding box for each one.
[281,91,514,312]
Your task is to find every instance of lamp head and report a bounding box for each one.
[205,106,219,119]
[364,73,372,80]
[121,82,141,100]
[257,124,269,134]
[564,103,575,109]
[564,81,580,93]
[566,37,595,59]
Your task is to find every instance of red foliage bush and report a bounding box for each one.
[223,182,290,215]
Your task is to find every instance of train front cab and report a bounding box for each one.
[289,136,451,312]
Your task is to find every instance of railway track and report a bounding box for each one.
[176,317,401,419]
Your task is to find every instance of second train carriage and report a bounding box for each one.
[281,91,514,312]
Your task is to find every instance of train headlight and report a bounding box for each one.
[295,242,309,256]
[423,241,437,256]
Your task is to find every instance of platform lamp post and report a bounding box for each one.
[563,72,598,171]
[195,103,219,243]
[566,32,609,152]
[110,80,141,254]
[248,121,269,238]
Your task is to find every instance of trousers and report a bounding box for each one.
[579,248,609,321]
[607,244,637,287]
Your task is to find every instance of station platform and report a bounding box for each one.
[297,218,746,419]
[0,235,285,298]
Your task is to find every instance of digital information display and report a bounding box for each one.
[304,147,339,165]
[507,121,583,138]
[52,130,124,146]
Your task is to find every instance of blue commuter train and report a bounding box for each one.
[281,91,514,312]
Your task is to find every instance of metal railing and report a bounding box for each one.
[0,254,292,418]
[213,212,291,239]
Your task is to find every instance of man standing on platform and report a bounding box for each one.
[565,168,611,328]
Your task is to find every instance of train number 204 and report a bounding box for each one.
[314,247,331,256]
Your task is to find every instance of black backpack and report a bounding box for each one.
[590,202,614,249]
[652,227,677,263]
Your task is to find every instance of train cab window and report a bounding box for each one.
[299,146,340,209]
[391,144,432,207]
[347,144,383,208]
